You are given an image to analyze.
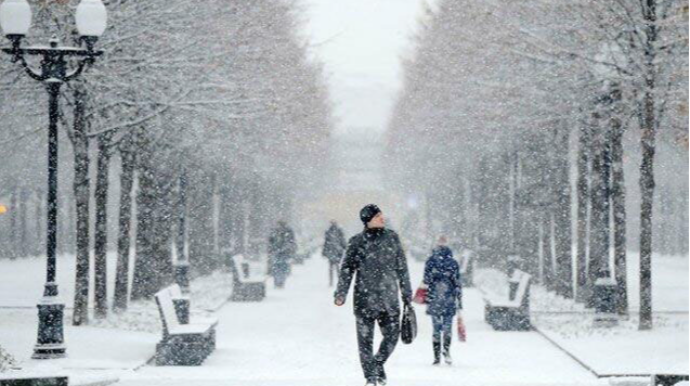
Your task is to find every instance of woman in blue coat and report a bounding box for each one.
[423,237,462,365]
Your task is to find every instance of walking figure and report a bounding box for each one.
[323,220,347,287]
[268,221,296,288]
[335,204,412,386]
[423,236,462,365]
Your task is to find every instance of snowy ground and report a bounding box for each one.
[114,257,605,386]
[534,312,688,376]
[623,252,688,312]
[475,254,689,378]
[0,253,231,384]
[531,253,689,378]
[0,252,124,309]
[1,252,686,385]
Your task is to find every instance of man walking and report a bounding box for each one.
[323,220,347,287]
[334,204,413,386]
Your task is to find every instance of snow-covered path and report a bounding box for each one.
[117,257,605,386]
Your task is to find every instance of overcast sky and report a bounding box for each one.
[299,0,434,137]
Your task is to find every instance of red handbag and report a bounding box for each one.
[457,315,467,342]
[413,282,428,304]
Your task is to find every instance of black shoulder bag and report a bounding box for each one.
[401,303,417,344]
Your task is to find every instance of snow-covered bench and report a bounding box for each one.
[229,254,267,302]
[484,269,532,331]
[154,285,218,365]
[653,375,690,386]
[0,376,68,385]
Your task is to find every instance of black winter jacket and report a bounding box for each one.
[335,228,413,318]
[323,224,347,262]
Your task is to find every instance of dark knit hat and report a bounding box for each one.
[360,204,381,225]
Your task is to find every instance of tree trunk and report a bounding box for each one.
[554,126,573,298]
[575,122,591,302]
[610,110,628,316]
[151,165,175,290]
[587,119,612,308]
[679,193,688,256]
[9,188,17,259]
[508,153,517,252]
[0,199,6,259]
[66,198,76,255]
[131,148,156,301]
[248,184,264,260]
[94,134,111,319]
[232,185,246,256]
[542,212,555,290]
[454,172,467,244]
[176,169,188,264]
[18,189,27,258]
[464,175,476,249]
[218,185,231,255]
[639,106,655,330]
[188,170,216,276]
[72,85,91,326]
[131,144,175,300]
[113,150,135,312]
[638,0,657,331]
[518,137,547,277]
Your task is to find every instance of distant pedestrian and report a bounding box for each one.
[334,204,413,386]
[422,236,462,365]
[268,221,297,288]
[323,220,347,287]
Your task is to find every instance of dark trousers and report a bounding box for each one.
[356,311,400,381]
[328,260,339,287]
[431,314,453,342]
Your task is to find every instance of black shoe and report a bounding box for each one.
[365,378,377,386]
[443,334,452,364]
[433,340,441,364]
[376,362,387,385]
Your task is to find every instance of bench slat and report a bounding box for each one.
[169,324,214,335]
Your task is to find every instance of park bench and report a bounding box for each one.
[0,376,68,386]
[484,269,532,331]
[229,254,267,302]
[653,375,690,386]
[154,285,218,366]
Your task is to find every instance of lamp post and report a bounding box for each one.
[0,0,107,359]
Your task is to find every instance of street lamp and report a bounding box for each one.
[0,0,107,360]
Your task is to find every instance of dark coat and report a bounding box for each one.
[423,246,462,316]
[335,228,413,318]
[323,224,347,263]
[268,223,297,276]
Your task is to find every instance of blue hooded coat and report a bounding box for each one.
[423,246,463,316]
